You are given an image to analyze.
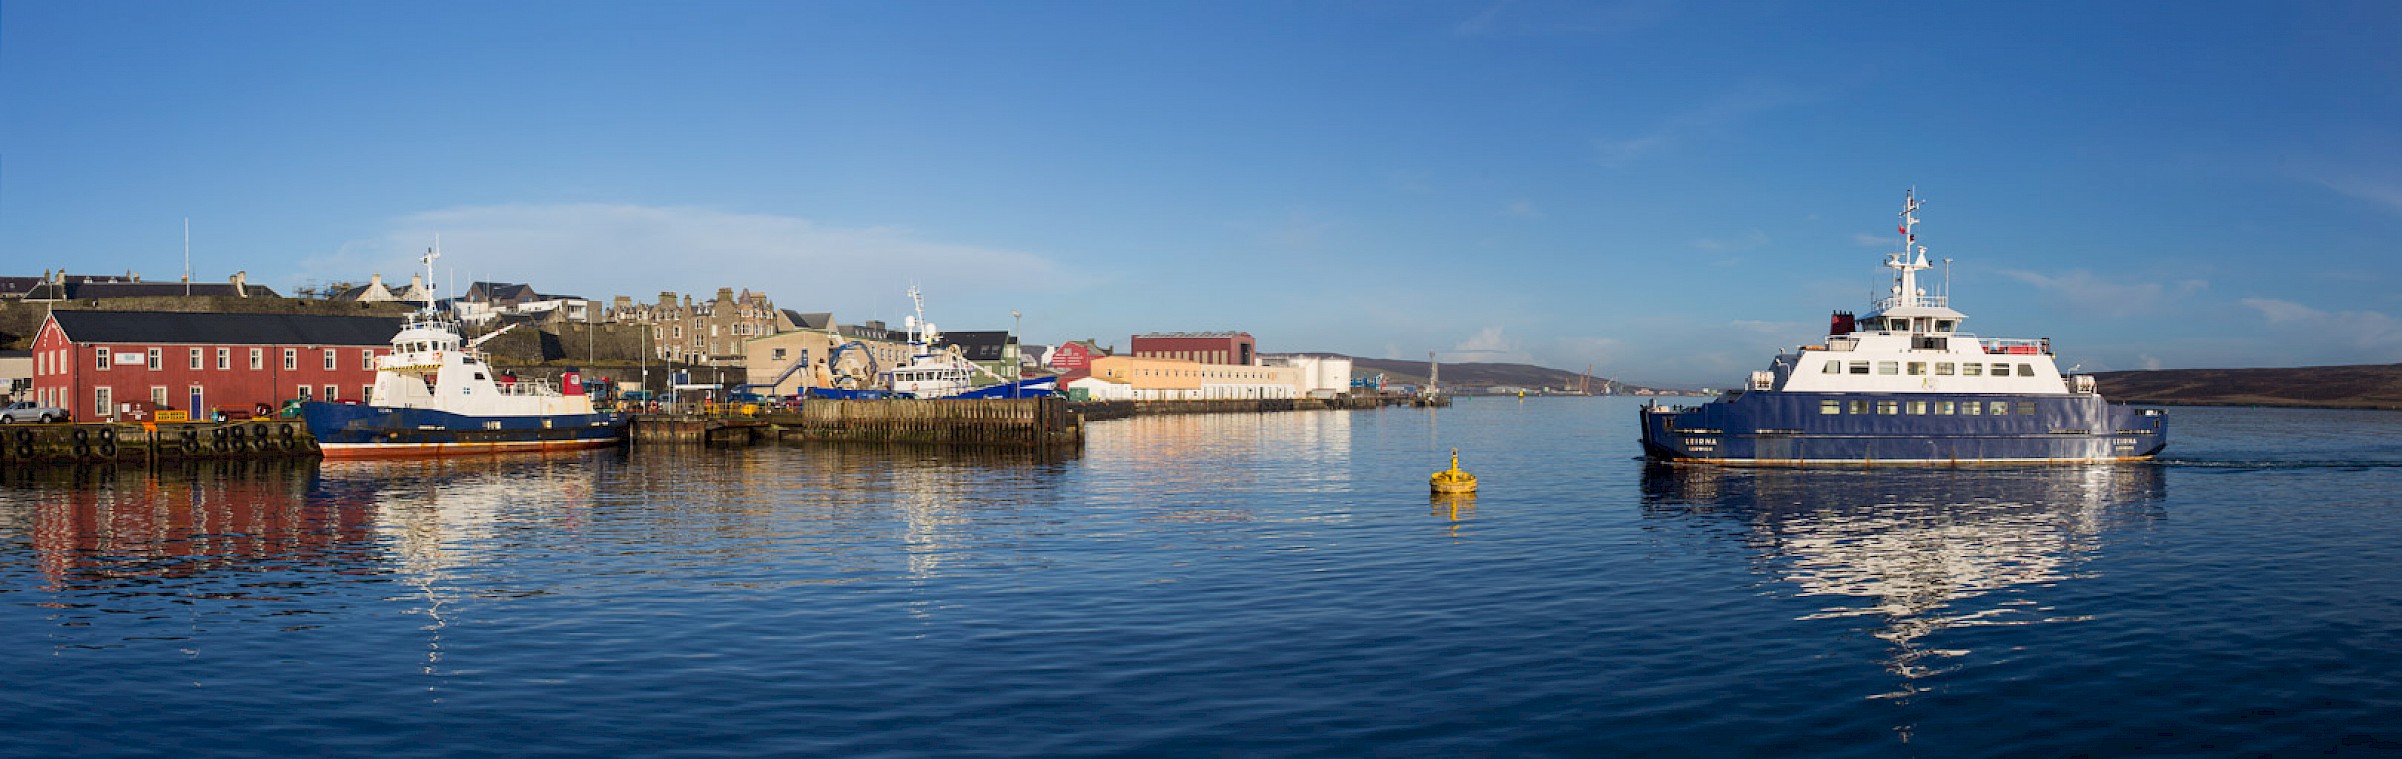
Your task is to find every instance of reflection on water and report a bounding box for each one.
[1430,492,1477,538]
[1642,464,2167,696]
[1083,412,1354,526]
[2,460,373,595]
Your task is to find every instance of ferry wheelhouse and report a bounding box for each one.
[299,250,628,458]
[1639,193,2166,465]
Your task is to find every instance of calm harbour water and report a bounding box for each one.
[5,398,2401,756]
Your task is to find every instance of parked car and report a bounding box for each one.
[0,401,68,424]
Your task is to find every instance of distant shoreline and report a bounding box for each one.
[2093,363,2402,412]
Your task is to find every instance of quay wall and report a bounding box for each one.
[632,397,1081,448]
[0,420,318,466]
[1070,394,1432,420]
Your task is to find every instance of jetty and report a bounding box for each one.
[0,391,1453,469]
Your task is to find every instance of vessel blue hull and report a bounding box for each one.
[300,401,627,458]
[942,377,1058,399]
[1639,392,2166,465]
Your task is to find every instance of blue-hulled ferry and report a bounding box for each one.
[1640,192,2166,465]
[300,250,627,458]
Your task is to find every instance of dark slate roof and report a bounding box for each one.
[58,281,286,299]
[51,311,404,347]
[464,281,539,305]
[783,310,833,330]
[940,330,1019,362]
[0,277,43,297]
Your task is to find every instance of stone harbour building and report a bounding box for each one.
[609,288,791,369]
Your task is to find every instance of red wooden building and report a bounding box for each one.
[27,311,403,421]
[1130,331,1255,366]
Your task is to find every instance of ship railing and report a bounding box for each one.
[1871,294,1949,311]
[1976,337,2051,355]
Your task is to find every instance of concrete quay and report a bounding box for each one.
[1069,393,1443,421]
[632,396,1083,448]
[0,420,318,467]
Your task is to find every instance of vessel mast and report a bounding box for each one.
[1887,190,1929,311]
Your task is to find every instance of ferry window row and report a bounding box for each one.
[1824,361,2037,377]
[1819,400,2040,416]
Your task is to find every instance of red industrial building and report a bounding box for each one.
[1129,332,1255,366]
[27,311,402,420]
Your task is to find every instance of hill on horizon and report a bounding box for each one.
[2093,363,2402,410]
[1318,355,1687,394]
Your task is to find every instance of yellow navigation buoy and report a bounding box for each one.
[1430,448,1479,494]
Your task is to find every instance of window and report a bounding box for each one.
[97,347,111,369]
[190,348,204,370]
[325,350,337,371]
[251,348,264,370]
[1907,401,1927,414]
[1877,401,1899,415]
[1908,362,1926,376]
[1848,361,1870,375]
[152,386,170,408]
[1963,401,1983,415]
[217,348,230,370]
[363,350,375,370]
[773,348,787,361]
[362,386,375,403]
[2018,364,2036,377]
[147,348,161,370]
[325,385,338,401]
[284,349,298,370]
[1963,363,1983,377]
[1848,399,1870,415]
[95,387,112,417]
[2016,402,2037,415]
[297,385,311,401]
[1935,362,1956,376]
[1936,401,1956,414]
[1877,362,1899,375]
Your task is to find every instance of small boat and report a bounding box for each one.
[300,249,627,458]
[1430,448,1479,494]
[1638,191,2167,465]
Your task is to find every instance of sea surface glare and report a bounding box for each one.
[5,398,2402,756]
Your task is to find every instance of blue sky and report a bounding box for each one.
[5,1,2399,386]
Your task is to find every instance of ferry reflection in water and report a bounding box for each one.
[1641,463,2167,696]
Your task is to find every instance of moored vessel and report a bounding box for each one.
[1639,192,2166,465]
[300,250,627,458]
[878,286,1056,400]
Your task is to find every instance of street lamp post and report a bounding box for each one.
[1009,309,1022,398]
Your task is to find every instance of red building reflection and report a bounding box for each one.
[18,461,378,591]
